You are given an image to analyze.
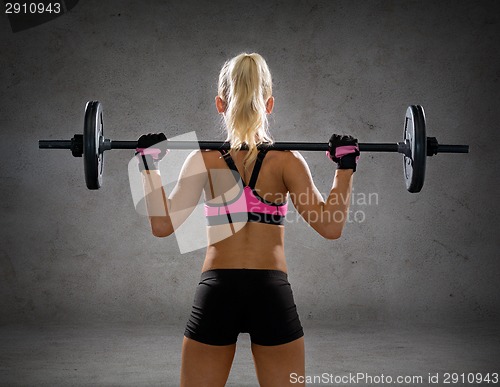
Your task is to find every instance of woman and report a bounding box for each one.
[135,53,359,387]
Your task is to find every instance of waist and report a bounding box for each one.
[200,268,288,281]
[203,244,287,273]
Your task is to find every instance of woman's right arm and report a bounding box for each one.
[283,151,354,239]
[141,150,207,237]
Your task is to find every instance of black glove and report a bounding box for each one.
[135,133,168,171]
[327,134,360,172]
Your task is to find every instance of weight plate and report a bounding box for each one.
[83,101,104,189]
[403,105,426,193]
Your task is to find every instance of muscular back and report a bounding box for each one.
[200,150,289,272]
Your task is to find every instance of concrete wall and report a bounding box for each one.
[1,0,499,325]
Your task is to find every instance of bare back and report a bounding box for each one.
[200,149,289,273]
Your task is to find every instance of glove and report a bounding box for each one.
[135,133,168,171]
[327,134,360,172]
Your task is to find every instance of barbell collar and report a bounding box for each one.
[397,141,410,157]
[71,134,83,157]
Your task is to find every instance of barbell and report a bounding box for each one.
[38,101,469,192]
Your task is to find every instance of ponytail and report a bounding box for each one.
[218,53,273,168]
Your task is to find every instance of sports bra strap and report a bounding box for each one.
[248,148,268,189]
[219,150,239,171]
[218,148,269,188]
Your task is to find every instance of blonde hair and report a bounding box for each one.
[218,52,273,168]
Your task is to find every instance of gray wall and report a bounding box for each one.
[1,0,499,325]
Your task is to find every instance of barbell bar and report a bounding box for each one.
[38,140,469,153]
[38,101,469,192]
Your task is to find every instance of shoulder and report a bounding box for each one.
[277,150,309,169]
[279,150,313,187]
[267,150,310,184]
[196,149,221,164]
[267,149,304,160]
[180,149,213,174]
[264,150,309,171]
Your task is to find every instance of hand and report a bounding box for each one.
[135,133,168,171]
[327,134,360,172]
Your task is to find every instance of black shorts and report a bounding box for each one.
[184,269,304,346]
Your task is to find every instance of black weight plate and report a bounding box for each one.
[83,101,104,189]
[403,105,426,193]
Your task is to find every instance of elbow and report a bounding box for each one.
[319,224,343,240]
[150,217,174,238]
[152,227,173,238]
[311,222,343,240]
[322,229,342,240]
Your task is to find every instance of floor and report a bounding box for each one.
[0,321,498,386]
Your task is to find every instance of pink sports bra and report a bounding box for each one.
[204,149,288,226]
